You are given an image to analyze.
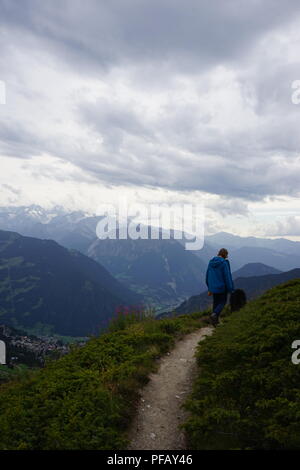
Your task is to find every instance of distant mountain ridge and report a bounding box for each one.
[232,262,282,279]
[207,231,300,255]
[0,205,97,253]
[227,246,300,272]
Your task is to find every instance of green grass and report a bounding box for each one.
[182,279,300,450]
[0,308,209,450]
[0,364,32,384]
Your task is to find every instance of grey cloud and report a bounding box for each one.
[205,197,249,217]
[79,98,153,153]
[0,183,21,195]
[264,215,300,236]
[3,83,300,202]
[74,89,300,200]
[1,0,300,205]
[1,0,300,73]
[0,121,43,159]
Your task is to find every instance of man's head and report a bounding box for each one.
[217,248,228,259]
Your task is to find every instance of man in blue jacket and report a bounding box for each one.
[206,248,234,326]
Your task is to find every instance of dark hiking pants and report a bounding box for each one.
[213,292,228,318]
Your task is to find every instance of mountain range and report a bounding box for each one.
[0,230,141,336]
[0,205,300,315]
[1,205,300,267]
[206,231,300,255]
[87,233,207,309]
[232,262,282,279]
[0,207,209,308]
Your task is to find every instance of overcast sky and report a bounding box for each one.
[1,0,300,238]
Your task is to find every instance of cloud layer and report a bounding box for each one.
[1,0,300,235]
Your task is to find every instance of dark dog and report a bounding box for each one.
[230,289,247,312]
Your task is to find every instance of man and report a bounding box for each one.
[205,248,234,326]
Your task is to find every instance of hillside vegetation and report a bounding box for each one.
[183,279,300,449]
[0,279,299,450]
[0,309,208,450]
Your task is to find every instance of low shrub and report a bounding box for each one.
[183,279,300,450]
[0,307,207,449]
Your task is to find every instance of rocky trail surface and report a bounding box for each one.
[127,326,213,450]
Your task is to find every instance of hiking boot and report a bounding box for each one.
[210,313,219,327]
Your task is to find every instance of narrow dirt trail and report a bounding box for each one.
[126,326,213,450]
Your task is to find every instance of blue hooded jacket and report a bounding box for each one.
[206,256,234,294]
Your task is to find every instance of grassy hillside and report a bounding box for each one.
[0,309,209,450]
[183,278,300,450]
[1,278,298,450]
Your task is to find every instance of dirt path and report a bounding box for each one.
[126,326,213,450]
